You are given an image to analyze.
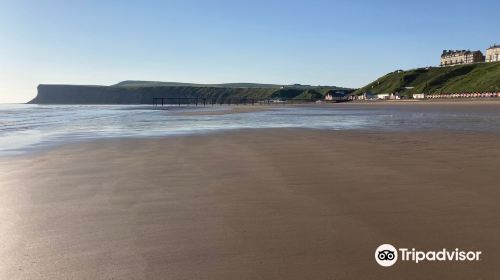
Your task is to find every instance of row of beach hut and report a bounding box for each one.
[415,92,500,99]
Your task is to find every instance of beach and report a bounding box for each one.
[4,1,500,278]
[1,128,499,279]
[176,99,500,117]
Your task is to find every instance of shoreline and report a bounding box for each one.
[344,98,500,104]
[170,98,500,115]
[3,101,500,157]
[4,126,500,160]
[17,97,500,106]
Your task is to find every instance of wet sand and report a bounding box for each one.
[1,129,499,279]
[176,105,275,116]
[174,99,500,116]
[334,99,500,112]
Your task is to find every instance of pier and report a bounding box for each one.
[152,97,318,107]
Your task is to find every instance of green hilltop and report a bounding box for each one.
[354,61,500,96]
[30,82,353,104]
[113,81,283,88]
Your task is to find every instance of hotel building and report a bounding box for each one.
[486,45,500,62]
[440,50,485,66]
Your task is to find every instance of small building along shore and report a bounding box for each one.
[412,93,426,99]
[424,92,500,99]
[412,92,500,99]
[324,91,349,102]
[351,92,500,101]
[348,92,401,101]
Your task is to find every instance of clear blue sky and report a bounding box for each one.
[1,0,499,103]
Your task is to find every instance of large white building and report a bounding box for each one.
[440,50,485,66]
[486,45,500,62]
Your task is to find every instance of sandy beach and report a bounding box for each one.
[163,99,500,117]
[174,105,275,116]
[1,128,499,279]
[4,0,500,278]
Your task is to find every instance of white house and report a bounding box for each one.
[377,93,401,100]
[377,93,390,100]
[413,93,426,99]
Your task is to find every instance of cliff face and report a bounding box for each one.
[30,85,141,104]
[29,85,281,104]
[29,83,351,104]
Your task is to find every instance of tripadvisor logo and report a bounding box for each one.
[375,244,482,267]
[375,244,398,267]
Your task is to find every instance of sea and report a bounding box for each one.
[1,103,500,155]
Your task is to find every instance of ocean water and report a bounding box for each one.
[1,103,500,155]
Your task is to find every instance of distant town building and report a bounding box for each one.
[440,50,485,66]
[324,91,347,102]
[355,92,377,100]
[376,93,400,100]
[376,93,390,100]
[486,45,500,62]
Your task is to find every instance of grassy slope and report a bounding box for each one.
[354,61,500,96]
[113,82,351,100]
